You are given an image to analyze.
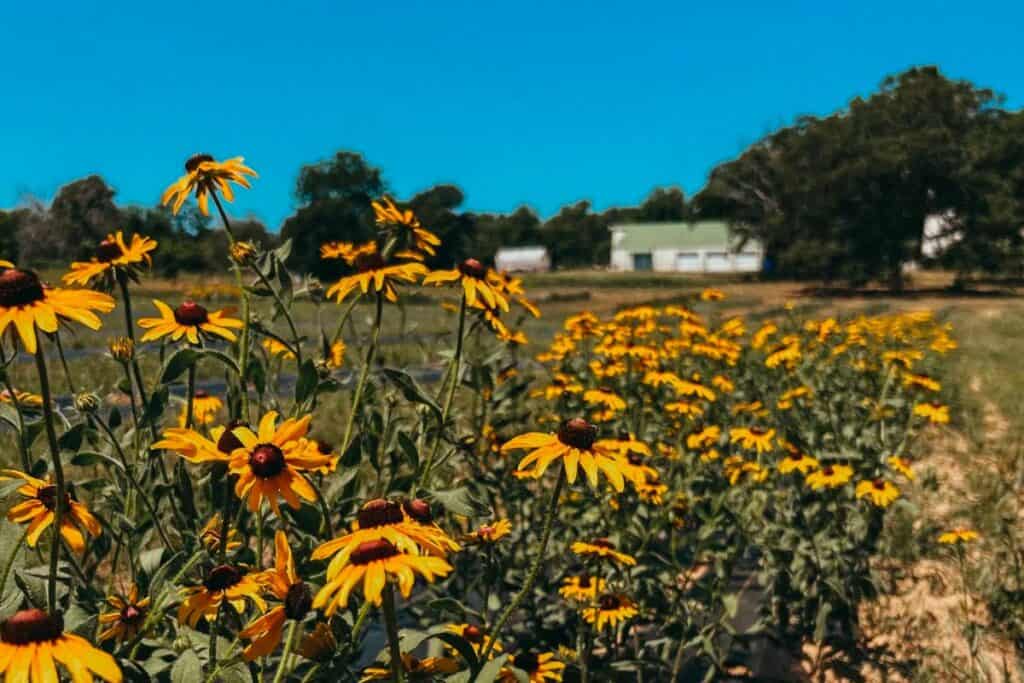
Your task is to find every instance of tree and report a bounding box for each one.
[280,151,386,277]
[637,187,687,222]
[407,184,468,265]
[542,201,610,268]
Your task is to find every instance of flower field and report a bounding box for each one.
[0,155,1019,683]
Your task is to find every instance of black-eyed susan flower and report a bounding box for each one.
[686,426,720,450]
[138,299,243,344]
[887,456,915,481]
[0,609,122,682]
[913,401,950,424]
[0,388,43,410]
[582,594,638,631]
[313,538,453,615]
[424,259,509,312]
[502,651,566,683]
[902,372,941,392]
[2,469,101,553]
[263,337,296,360]
[326,340,346,368]
[178,389,223,427]
[445,623,501,656]
[582,387,626,412]
[502,418,628,491]
[98,585,150,642]
[240,531,313,660]
[227,412,338,514]
[63,231,157,288]
[855,479,900,508]
[532,373,583,401]
[467,519,512,544]
[325,245,428,303]
[728,427,776,454]
[571,538,636,566]
[777,385,812,410]
[161,154,257,216]
[778,451,819,475]
[153,421,247,465]
[636,479,667,504]
[0,267,115,354]
[699,287,725,301]
[805,464,854,490]
[178,564,267,627]
[312,499,459,584]
[722,456,768,485]
[938,529,979,544]
[200,513,242,554]
[711,374,735,393]
[360,654,459,682]
[372,196,442,258]
[559,575,606,602]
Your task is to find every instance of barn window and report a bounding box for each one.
[632,253,653,271]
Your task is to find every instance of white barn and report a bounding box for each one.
[609,221,763,273]
[495,246,550,273]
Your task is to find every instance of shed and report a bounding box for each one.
[608,221,763,273]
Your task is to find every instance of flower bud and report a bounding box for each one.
[74,393,101,414]
[229,241,258,266]
[108,336,134,363]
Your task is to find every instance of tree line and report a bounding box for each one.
[3,65,1022,284]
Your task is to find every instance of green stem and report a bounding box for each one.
[478,468,565,667]
[256,504,264,568]
[185,364,197,429]
[209,191,250,420]
[340,292,384,453]
[382,583,406,683]
[93,414,175,551]
[0,346,31,472]
[128,550,205,658]
[253,267,303,370]
[417,293,467,492]
[330,295,361,347]
[271,620,301,683]
[350,600,373,647]
[34,331,66,612]
[305,473,335,538]
[52,331,77,395]
[208,602,222,677]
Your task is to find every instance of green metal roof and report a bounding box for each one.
[610,221,760,252]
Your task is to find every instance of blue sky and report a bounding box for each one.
[2,1,1020,229]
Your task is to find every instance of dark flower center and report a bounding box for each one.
[0,269,45,307]
[354,252,385,273]
[578,575,592,588]
[515,652,539,673]
[462,625,483,643]
[458,258,487,280]
[822,466,835,476]
[194,389,210,399]
[749,427,766,436]
[873,478,886,490]
[94,239,123,262]
[350,539,399,565]
[185,153,215,173]
[358,499,404,528]
[284,582,313,620]
[557,418,597,450]
[204,564,243,592]
[627,452,644,466]
[119,605,144,624]
[37,485,70,513]
[316,440,333,454]
[598,594,621,610]
[591,538,614,549]
[0,609,63,645]
[403,499,433,524]
[174,300,209,326]
[249,444,286,478]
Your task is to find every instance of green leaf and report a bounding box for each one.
[381,368,443,420]
[200,349,241,378]
[295,359,319,406]
[0,522,28,618]
[170,649,203,683]
[160,348,201,384]
[430,488,491,517]
[433,632,479,672]
[71,451,124,472]
[474,654,510,683]
[396,432,419,469]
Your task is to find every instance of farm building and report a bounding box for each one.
[608,221,763,273]
[494,246,550,273]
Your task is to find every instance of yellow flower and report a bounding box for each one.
[2,469,101,553]
[582,594,638,631]
[372,196,442,257]
[502,419,628,491]
[263,337,296,360]
[571,539,636,566]
[200,513,242,553]
[582,387,626,412]
[327,340,346,368]
[699,288,725,301]
[325,245,428,303]
[424,259,509,311]
[938,529,979,544]
[765,340,801,369]
[902,372,941,392]
[686,426,720,450]
[711,374,735,393]
[777,386,812,410]
[63,231,157,287]
[445,623,502,656]
[361,654,459,682]
[502,651,566,683]
[728,427,776,454]
[98,585,150,642]
[0,267,115,354]
[138,299,243,344]
[913,401,950,424]
[805,464,854,490]
[559,575,607,602]
[778,452,819,475]
[240,531,312,660]
[178,564,267,627]
[467,519,512,544]
[636,480,668,504]
[855,479,900,507]
[178,389,223,427]
[665,401,704,419]
[0,609,122,682]
[161,154,257,216]
[0,388,43,410]
[887,456,915,481]
[313,538,453,614]
[722,456,768,485]
[226,412,338,514]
